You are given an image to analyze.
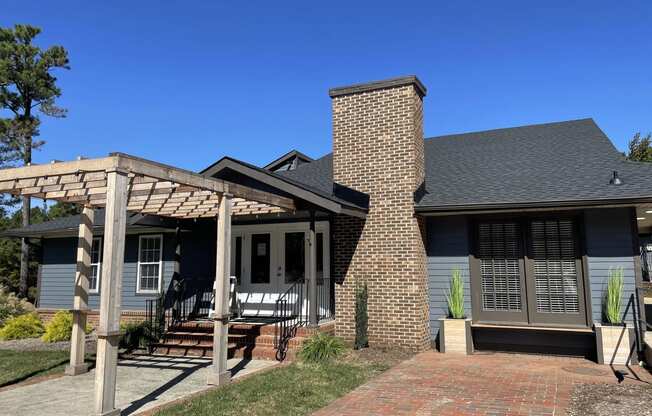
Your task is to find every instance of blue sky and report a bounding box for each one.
[2,1,651,171]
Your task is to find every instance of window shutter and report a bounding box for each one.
[530,219,580,314]
[478,222,522,311]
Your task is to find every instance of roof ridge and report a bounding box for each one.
[424,118,595,142]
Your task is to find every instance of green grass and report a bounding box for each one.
[0,349,71,387]
[156,358,391,416]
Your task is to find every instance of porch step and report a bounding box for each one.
[149,319,332,361]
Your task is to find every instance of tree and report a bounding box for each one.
[626,132,652,162]
[0,24,69,297]
[46,201,81,219]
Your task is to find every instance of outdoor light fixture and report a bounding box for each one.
[609,170,622,185]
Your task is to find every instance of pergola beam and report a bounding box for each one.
[0,152,299,416]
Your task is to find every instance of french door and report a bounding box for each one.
[231,222,330,317]
[471,217,588,327]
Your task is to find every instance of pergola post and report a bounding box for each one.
[94,171,128,416]
[65,206,94,376]
[208,193,232,386]
[308,210,318,327]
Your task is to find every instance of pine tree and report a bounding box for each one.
[626,132,652,162]
[0,24,69,297]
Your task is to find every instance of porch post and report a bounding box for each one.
[208,193,232,386]
[93,170,128,416]
[65,205,94,376]
[308,210,318,327]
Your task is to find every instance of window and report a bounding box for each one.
[478,222,522,312]
[89,237,102,293]
[316,232,324,285]
[137,235,163,294]
[250,234,270,284]
[284,232,305,284]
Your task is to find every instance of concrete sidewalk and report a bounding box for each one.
[0,355,275,416]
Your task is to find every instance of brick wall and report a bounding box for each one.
[38,308,146,328]
[330,77,431,350]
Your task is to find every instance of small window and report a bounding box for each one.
[137,235,163,294]
[251,233,270,284]
[89,238,102,293]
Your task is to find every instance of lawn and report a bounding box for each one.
[0,349,71,387]
[155,350,404,416]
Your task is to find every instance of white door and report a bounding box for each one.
[233,222,331,318]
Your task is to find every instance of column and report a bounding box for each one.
[65,205,94,376]
[208,193,232,386]
[93,171,128,416]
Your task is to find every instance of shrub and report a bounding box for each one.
[446,268,465,319]
[120,321,153,351]
[354,282,368,350]
[0,312,44,340]
[604,267,624,324]
[298,332,346,363]
[0,285,35,327]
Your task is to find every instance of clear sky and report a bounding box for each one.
[2,1,651,171]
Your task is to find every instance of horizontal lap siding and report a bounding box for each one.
[426,216,471,339]
[584,208,637,325]
[39,234,176,311]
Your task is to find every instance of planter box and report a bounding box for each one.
[595,323,636,365]
[438,318,473,354]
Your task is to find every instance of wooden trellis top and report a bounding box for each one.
[0,153,295,218]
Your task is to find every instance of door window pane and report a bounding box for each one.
[316,233,324,284]
[233,236,242,285]
[531,219,580,314]
[251,234,270,284]
[478,222,522,311]
[285,232,305,284]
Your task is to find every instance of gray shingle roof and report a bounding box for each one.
[280,118,652,210]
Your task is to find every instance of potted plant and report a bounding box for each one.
[438,268,473,354]
[595,267,635,365]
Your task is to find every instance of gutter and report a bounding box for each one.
[415,196,652,216]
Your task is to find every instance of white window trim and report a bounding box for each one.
[89,237,102,294]
[136,234,164,295]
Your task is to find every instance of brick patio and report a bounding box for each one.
[313,350,652,416]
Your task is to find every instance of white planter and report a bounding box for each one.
[595,323,635,365]
[438,318,473,354]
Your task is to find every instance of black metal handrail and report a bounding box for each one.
[145,280,214,351]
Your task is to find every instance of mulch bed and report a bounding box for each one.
[567,382,652,416]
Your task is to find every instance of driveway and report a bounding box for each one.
[313,350,652,416]
[0,355,275,416]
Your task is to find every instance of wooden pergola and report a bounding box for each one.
[0,153,295,416]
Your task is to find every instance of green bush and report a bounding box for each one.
[0,285,35,327]
[298,332,346,363]
[604,267,624,324]
[0,312,44,340]
[120,321,153,351]
[446,268,465,319]
[354,282,368,350]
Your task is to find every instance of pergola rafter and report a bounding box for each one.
[0,152,296,416]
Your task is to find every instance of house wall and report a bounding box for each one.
[584,208,637,325]
[426,207,638,341]
[425,216,472,340]
[38,233,177,311]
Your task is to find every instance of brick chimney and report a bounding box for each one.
[329,76,430,350]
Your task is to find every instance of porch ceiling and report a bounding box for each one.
[0,152,295,219]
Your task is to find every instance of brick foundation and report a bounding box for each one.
[330,77,431,350]
[37,308,146,328]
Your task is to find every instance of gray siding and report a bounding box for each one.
[425,207,639,342]
[584,208,637,325]
[39,233,177,311]
[426,216,471,339]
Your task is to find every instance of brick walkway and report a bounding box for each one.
[314,350,652,416]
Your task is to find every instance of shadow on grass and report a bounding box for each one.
[0,354,96,388]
